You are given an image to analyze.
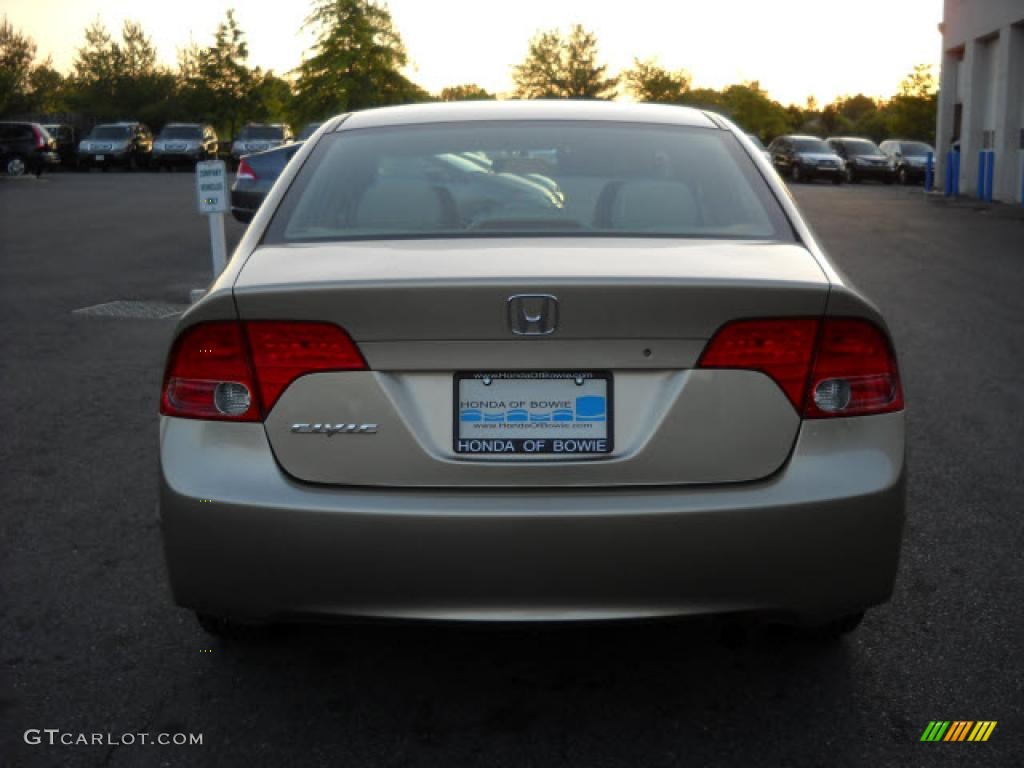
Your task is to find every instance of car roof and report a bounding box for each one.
[337,100,718,131]
[164,122,203,127]
[828,136,876,142]
[781,134,825,141]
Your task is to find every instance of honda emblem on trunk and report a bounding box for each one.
[507,294,558,336]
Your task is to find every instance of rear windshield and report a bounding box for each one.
[160,125,202,139]
[240,126,284,140]
[842,140,883,156]
[90,126,131,139]
[791,138,831,153]
[265,121,793,243]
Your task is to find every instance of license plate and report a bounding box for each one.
[94,155,104,161]
[454,372,612,455]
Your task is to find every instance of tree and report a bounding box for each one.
[1,15,38,113]
[623,58,691,104]
[27,59,66,113]
[512,24,618,100]
[438,83,493,101]
[293,0,425,123]
[68,19,175,123]
[883,64,937,142]
[197,10,256,139]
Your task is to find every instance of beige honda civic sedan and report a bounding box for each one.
[159,101,905,639]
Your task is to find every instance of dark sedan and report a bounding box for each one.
[231,142,303,222]
[827,137,895,184]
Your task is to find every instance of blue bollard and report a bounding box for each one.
[925,151,933,191]
[984,151,995,202]
[953,151,961,196]
[945,151,953,196]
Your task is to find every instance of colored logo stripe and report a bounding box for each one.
[920,720,996,742]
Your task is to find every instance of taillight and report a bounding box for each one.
[32,125,46,150]
[160,321,366,421]
[803,318,903,418]
[244,321,366,412]
[697,318,819,409]
[236,158,257,180]
[698,317,902,418]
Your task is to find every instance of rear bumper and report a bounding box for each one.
[159,412,906,624]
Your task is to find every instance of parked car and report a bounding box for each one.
[231,142,303,222]
[41,123,77,167]
[160,101,905,642]
[77,122,153,171]
[153,122,219,170]
[297,122,323,141]
[746,133,772,163]
[827,137,895,184]
[0,121,59,177]
[230,123,293,166]
[880,140,936,185]
[768,135,844,184]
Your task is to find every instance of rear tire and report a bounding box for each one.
[5,155,27,177]
[196,612,273,643]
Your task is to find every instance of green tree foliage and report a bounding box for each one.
[623,58,691,104]
[27,59,66,114]
[67,19,176,123]
[1,15,39,113]
[438,83,493,101]
[512,24,618,100]
[678,81,790,142]
[884,64,937,142]
[293,0,426,123]
[195,10,256,138]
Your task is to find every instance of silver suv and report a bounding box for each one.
[230,123,292,166]
[77,122,153,171]
[153,123,218,169]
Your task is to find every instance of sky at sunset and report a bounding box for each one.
[4,0,943,106]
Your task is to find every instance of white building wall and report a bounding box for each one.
[935,1,1024,203]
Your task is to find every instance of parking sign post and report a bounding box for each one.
[195,159,229,276]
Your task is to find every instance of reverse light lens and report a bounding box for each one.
[213,382,252,415]
[812,378,852,412]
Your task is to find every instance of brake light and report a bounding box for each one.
[244,321,367,411]
[236,158,257,180]
[161,322,258,421]
[160,321,367,421]
[803,318,903,418]
[697,318,819,409]
[698,317,902,418]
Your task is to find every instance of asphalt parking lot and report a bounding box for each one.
[2,172,1022,767]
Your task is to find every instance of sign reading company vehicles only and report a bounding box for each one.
[195,160,228,214]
